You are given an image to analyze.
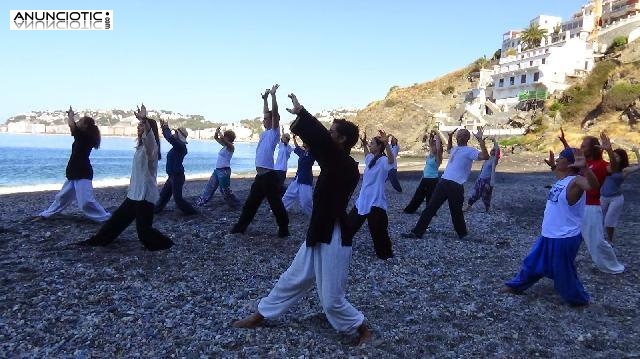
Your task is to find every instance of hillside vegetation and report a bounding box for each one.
[353,66,478,152]
[354,40,640,155]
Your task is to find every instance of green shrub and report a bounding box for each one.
[498,136,526,146]
[559,60,617,120]
[607,36,628,53]
[602,82,640,111]
[441,86,455,95]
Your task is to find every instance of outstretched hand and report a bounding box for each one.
[599,131,612,150]
[66,106,75,119]
[135,104,148,120]
[285,93,303,114]
[544,150,555,168]
[558,127,566,143]
[447,128,458,138]
[159,119,168,128]
[360,133,368,148]
[261,89,270,100]
[569,148,587,169]
[473,126,484,141]
[270,84,279,95]
[378,129,389,143]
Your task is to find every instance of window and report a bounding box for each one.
[510,76,515,86]
[530,60,533,66]
[521,74,527,83]
[499,79,504,87]
[542,58,546,64]
[534,72,540,82]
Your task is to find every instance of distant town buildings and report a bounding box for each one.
[490,0,640,109]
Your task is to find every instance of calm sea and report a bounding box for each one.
[0,133,302,194]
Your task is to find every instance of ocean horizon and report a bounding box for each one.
[0,133,287,195]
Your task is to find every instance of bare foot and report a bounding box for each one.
[232,312,264,328]
[30,216,45,223]
[356,323,372,346]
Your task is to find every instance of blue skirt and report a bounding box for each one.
[506,234,590,305]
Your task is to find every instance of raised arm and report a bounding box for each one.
[446,129,457,154]
[270,84,280,129]
[379,130,394,164]
[159,119,182,147]
[360,133,369,155]
[292,134,300,149]
[623,145,640,177]
[215,127,234,152]
[66,106,77,132]
[474,127,490,161]
[262,89,270,114]
[558,127,570,149]
[141,120,157,160]
[600,131,618,173]
[434,131,444,166]
[567,149,599,204]
[287,93,337,168]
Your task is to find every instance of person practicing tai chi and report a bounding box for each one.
[402,127,489,239]
[598,134,640,242]
[196,127,240,208]
[553,128,625,274]
[36,106,111,223]
[229,84,289,238]
[275,127,294,195]
[153,119,198,215]
[78,105,173,251]
[233,94,371,346]
[281,134,315,216]
[404,130,443,214]
[344,130,395,260]
[386,135,402,192]
[464,136,500,213]
[501,148,598,306]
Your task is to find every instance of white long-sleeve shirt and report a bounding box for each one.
[127,129,159,204]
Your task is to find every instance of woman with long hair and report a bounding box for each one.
[600,133,640,242]
[36,106,111,222]
[345,130,395,260]
[79,105,172,251]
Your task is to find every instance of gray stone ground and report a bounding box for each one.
[1,153,638,357]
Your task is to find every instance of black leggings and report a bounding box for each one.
[155,173,198,215]
[413,179,467,238]
[86,198,173,251]
[404,177,439,213]
[231,171,289,234]
[346,206,393,260]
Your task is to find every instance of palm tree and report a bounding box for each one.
[520,23,548,50]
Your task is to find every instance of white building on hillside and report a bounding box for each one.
[492,35,595,108]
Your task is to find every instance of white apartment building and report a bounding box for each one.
[492,35,595,107]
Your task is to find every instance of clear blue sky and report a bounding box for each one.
[2,0,586,124]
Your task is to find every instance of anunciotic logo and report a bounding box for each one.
[10,10,113,30]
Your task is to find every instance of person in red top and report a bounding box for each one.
[555,129,625,274]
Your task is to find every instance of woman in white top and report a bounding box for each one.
[196,127,240,208]
[346,130,395,260]
[79,106,173,251]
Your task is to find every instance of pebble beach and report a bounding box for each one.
[1,152,638,357]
